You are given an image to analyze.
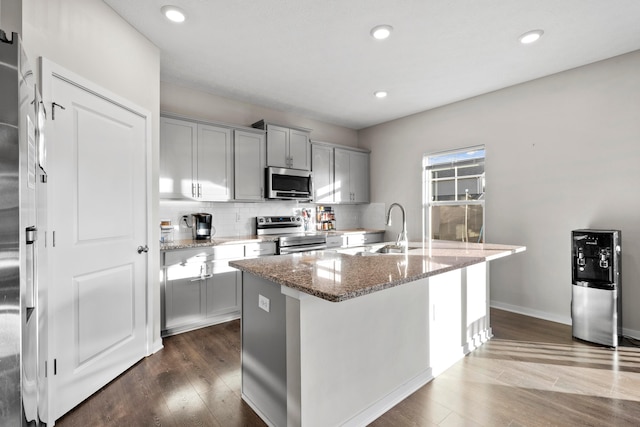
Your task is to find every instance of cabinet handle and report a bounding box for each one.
[192,183,196,198]
[198,183,202,198]
[190,274,213,282]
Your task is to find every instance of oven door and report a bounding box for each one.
[278,243,327,255]
[278,234,326,255]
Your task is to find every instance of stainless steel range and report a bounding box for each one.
[256,216,326,254]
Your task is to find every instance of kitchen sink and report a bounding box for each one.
[352,244,420,256]
[375,244,415,253]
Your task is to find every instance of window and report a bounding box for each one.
[424,146,485,243]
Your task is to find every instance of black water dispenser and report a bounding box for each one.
[571,229,621,347]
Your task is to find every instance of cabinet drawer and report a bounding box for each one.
[162,244,245,266]
[346,232,383,247]
[245,242,276,258]
[325,235,345,248]
[363,232,383,244]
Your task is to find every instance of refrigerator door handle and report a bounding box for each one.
[25,226,37,310]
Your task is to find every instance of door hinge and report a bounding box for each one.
[52,102,66,120]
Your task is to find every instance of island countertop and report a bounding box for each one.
[230,240,525,302]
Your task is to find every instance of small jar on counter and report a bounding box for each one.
[160,220,174,243]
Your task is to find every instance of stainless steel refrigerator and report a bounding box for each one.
[571,229,622,347]
[0,30,47,426]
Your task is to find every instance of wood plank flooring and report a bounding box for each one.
[56,309,640,426]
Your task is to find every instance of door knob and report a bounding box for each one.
[137,245,149,254]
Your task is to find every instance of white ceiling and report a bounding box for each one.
[103,0,640,130]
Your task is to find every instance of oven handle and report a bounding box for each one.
[279,244,327,255]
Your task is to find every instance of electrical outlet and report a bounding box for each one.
[258,294,270,312]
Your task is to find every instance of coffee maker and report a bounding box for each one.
[184,213,213,240]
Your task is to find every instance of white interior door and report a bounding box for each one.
[45,67,148,421]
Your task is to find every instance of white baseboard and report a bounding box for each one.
[150,338,164,355]
[490,300,571,325]
[341,368,434,427]
[490,301,640,340]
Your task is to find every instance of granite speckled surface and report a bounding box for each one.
[230,241,525,302]
[160,229,384,251]
[160,235,277,251]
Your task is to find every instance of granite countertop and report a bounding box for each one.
[160,235,277,250]
[229,241,525,302]
[160,229,385,251]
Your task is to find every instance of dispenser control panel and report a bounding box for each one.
[572,230,620,285]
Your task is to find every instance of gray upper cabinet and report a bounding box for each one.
[288,128,311,170]
[315,144,369,204]
[253,121,311,170]
[160,115,233,201]
[234,129,266,201]
[311,143,334,203]
[334,147,370,204]
[160,117,196,199]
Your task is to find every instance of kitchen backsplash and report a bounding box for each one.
[159,201,386,240]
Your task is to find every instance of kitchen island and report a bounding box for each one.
[230,241,525,427]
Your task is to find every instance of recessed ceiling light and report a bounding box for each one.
[370,25,393,40]
[374,91,388,99]
[161,5,186,23]
[519,29,544,44]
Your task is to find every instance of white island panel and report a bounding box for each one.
[294,279,431,427]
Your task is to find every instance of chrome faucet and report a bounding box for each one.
[386,202,407,248]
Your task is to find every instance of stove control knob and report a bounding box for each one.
[258,217,265,223]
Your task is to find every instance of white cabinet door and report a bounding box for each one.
[333,148,350,203]
[165,264,206,330]
[197,124,233,201]
[234,130,265,200]
[289,129,311,170]
[266,124,289,168]
[160,117,196,198]
[266,124,311,170]
[206,271,240,318]
[350,150,370,203]
[312,144,334,203]
[334,148,370,203]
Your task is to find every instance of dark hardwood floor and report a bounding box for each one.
[56,309,640,426]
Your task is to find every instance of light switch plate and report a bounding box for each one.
[258,294,270,312]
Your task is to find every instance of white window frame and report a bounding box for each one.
[423,146,485,244]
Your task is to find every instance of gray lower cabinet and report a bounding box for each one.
[164,263,206,330]
[206,270,240,318]
[161,243,276,336]
[161,245,245,336]
[163,264,241,336]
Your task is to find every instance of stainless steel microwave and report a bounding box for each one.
[266,167,313,200]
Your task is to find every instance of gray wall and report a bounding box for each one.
[0,0,21,34]
[161,81,359,147]
[358,50,640,334]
